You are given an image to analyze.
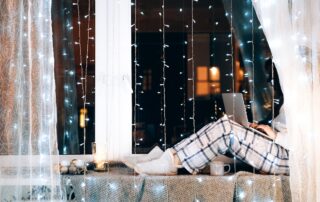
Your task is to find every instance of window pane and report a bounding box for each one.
[196,82,210,96]
[197,66,208,81]
[132,0,275,153]
[52,0,95,154]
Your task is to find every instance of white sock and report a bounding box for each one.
[134,149,178,175]
[170,148,183,168]
[122,146,164,169]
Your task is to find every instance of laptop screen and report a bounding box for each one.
[222,93,250,127]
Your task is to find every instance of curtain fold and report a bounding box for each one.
[253,0,320,201]
[0,0,62,200]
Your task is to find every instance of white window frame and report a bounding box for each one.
[95,0,132,162]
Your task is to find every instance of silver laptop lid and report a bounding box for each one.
[222,93,250,127]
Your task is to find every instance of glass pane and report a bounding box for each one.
[132,0,277,153]
[52,0,95,154]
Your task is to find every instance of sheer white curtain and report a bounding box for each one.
[253,0,320,201]
[0,0,62,200]
[95,0,132,162]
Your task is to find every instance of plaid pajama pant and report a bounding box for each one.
[173,115,289,175]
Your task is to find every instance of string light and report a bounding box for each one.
[161,0,167,150]
[75,0,85,152]
[75,0,94,200]
[179,29,187,131]
[238,190,246,200]
[74,0,94,152]
[191,0,195,134]
[81,182,86,188]
[227,0,239,184]
[109,182,118,191]
[132,0,140,198]
[246,179,253,186]
[196,177,203,183]
[56,1,80,154]
[250,1,258,199]
[133,0,138,156]
[153,184,165,195]
[128,3,282,201]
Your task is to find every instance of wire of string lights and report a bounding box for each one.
[133,0,137,155]
[84,0,92,115]
[191,0,195,134]
[271,56,277,199]
[181,1,187,138]
[160,1,169,200]
[227,0,241,199]
[251,1,255,146]
[161,0,167,150]
[75,0,92,200]
[132,0,139,197]
[75,0,85,155]
[229,0,238,179]
[250,1,256,200]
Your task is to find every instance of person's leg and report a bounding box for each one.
[226,120,289,175]
[135,115,289,175]
[134,115,231,175]
[173,116,289,175]
[172,115,233,174]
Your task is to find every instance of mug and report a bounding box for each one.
[210,161,231,176]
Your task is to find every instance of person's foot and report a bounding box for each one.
[122,146,164,169]
[134,149,178,175]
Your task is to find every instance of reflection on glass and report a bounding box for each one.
[52,0,95,154]
[79,108,87,128]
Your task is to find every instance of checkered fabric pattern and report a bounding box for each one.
[173,115,289,175]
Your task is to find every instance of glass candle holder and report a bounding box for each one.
[92,142,97,162]
[92,142,108,171]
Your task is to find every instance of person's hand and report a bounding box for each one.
[249,122,258,128]
[256,124,277,140]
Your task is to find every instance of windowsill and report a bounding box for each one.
[59,154,93,162]
[0,155,93,167]
[61,166,291,201]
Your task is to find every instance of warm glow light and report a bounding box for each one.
[79,108,87,128]
[209,66,220,81]
[96,161,106,169]
[238,69,244,80]
[197,66,208,81]
[196,82,209,96]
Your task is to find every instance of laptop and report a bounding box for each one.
[222,93,272,140]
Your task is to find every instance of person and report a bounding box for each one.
[133,60,289,176]
[133,108,289,175]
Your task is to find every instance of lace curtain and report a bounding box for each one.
[253,0,320,201]
[0,0,62,200]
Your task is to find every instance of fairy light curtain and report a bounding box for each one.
[253,0,320,201]
[222,0,276,122]
[52,0,80,155]
[0,0,62,200]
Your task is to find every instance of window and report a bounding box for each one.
[51,0,277,159]
[196,66,221,96]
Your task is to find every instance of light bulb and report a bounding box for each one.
[238,191,245,200]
